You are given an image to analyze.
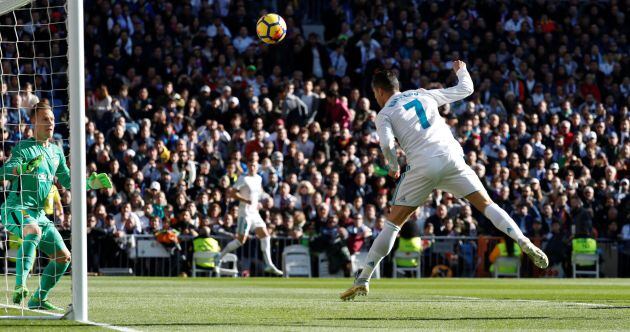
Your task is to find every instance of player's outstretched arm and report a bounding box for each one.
[424,60,474,107]
[375,113,400,178]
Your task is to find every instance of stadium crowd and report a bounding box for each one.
[3,0,629,276]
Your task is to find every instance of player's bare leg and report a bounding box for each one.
[466,190,549,269]
[256,227,282,276]
[340,205,417,301]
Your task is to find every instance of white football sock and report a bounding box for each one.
[484,203,527,242]
[260,236,274,267]
[220,239,242,258]
[357,220,401,284]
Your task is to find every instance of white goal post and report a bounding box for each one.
[67,0,87,322]
[0,0,86,322]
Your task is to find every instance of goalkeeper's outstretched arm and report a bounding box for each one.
[53,151,112,191]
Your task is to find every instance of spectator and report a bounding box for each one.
[192,226,221,270]
[274,182,297,211]
[489,236,522,275]
[315,215,351,277]
[394,220,422,272]
[12,0,619,277]
[426,205,449,235]
[323,90,351,129]
[276,83,310,127]
[346,214,372,254]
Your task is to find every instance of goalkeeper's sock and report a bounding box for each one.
[260,236,274,267]
[34,260,69,301]
[220,239,242,259]
[16,233,41,287]
[484,203,527,243]
[357,220,400,285]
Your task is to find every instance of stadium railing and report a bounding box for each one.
[2,230,628,278]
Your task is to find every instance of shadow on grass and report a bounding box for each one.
[589,306,630,310]
[5,313,621,328]
[1,322,332,328]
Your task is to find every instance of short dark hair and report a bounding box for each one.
[371,69,399,92]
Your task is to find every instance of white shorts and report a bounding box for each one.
[236,215,266,235]
[391,153,485,207]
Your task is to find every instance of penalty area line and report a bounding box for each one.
[0,303,139,332]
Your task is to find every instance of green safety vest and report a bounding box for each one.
[395,237,422,267]
[193,237,221,268]
[572,238,597,254]
[498,242,522,257]
[490,242,521,274]
[572,238,597,267]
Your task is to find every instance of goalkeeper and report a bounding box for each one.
[0,102,111,310]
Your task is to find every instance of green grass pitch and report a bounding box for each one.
[1,277,629,330]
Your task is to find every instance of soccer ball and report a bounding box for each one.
[256,13,287,44]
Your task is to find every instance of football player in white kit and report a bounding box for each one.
[218,159,283,276]
[340,61,548,300]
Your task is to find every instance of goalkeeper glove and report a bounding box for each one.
[86,173,113,190]
[18,155,44,174]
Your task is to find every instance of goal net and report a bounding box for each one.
[0,0,86,321]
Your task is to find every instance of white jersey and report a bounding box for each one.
[233,174,263,218]
[376,67,474,170]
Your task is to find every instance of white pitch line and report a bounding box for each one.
[436,295,613,308]
[0,303,140,332]
[0,302,63,318]
[80,320,140,332]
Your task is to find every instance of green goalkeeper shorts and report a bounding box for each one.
[1,204,67,256]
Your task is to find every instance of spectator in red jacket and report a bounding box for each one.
[244,129,265,160]
[325,90,351,129]
[580,74,601,102]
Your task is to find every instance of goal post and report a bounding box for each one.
[67,0,87,322]
[0,0,86,322]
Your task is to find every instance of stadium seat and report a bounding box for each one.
[282,245,311,278]
[191,251,220,278]
[493,257,521,278]
[191,252,238,278]
[216,253,239,278]
[572,253,599,278]
[351,252,380,279]
[392,251,421,278]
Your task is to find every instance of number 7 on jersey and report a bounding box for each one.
[403,99,431,129]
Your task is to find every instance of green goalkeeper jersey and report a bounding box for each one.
[0,138,70,211]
